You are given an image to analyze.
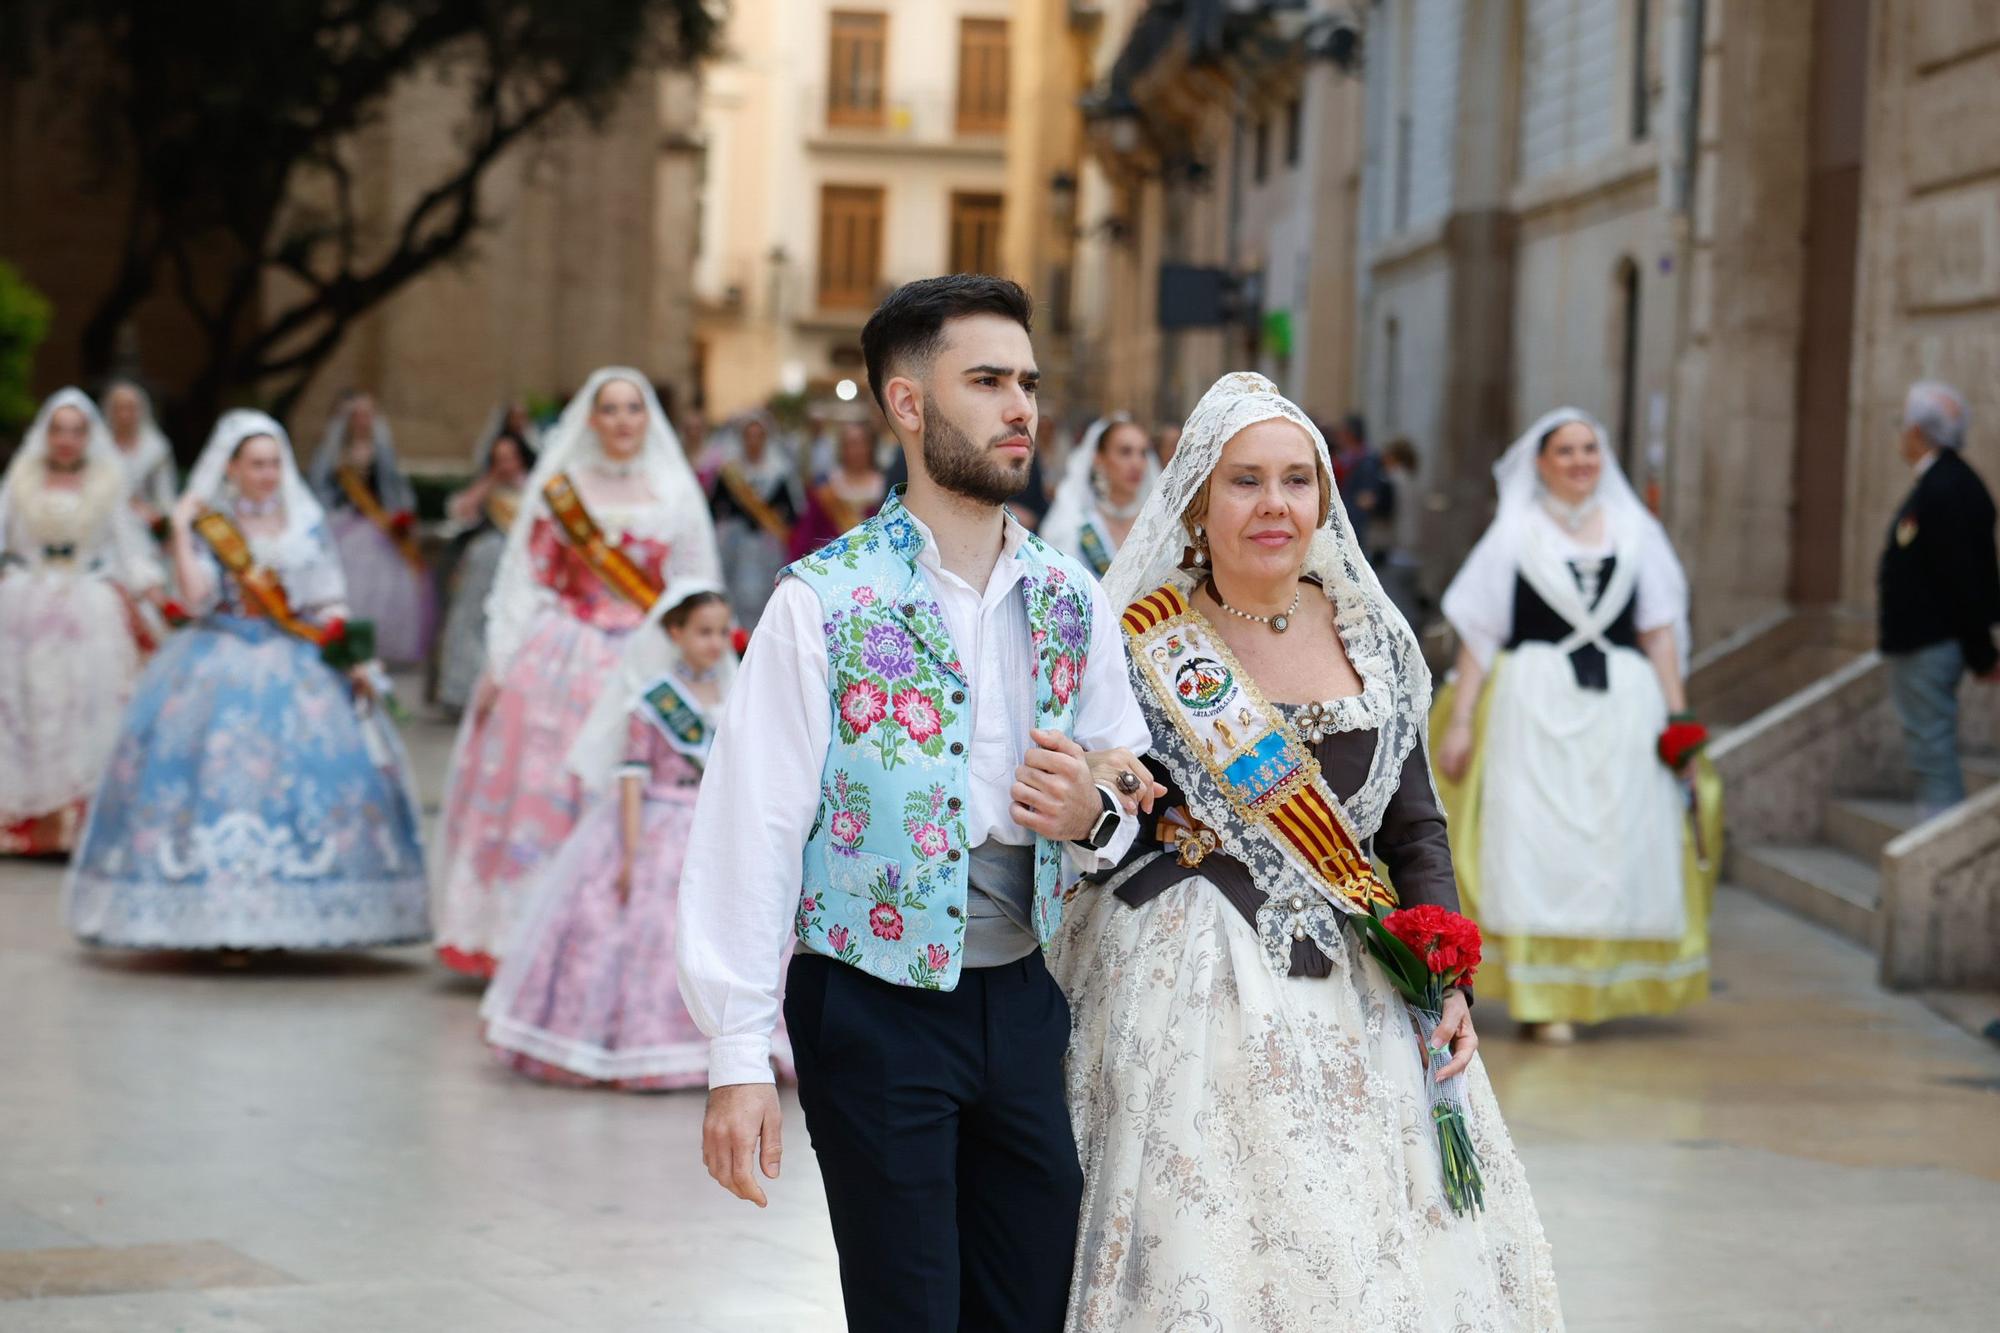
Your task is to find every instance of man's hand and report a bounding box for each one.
[1085,748,1167,815]
[702,1082,783,1207]
[1013,729,1101,840]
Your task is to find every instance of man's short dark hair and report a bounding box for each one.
[861,275,1034,412]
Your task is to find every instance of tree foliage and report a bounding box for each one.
[0,262,54,439]
[8,0,719,434]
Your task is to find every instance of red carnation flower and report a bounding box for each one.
[1382,904,1482,988]
[732,626,751,656]
[389,510,416,535]
[926,943,950,972]
[317,616,349,648]
[1658,719,1709,770]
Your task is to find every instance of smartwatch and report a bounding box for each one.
[1073,785,1121,852]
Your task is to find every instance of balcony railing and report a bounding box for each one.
[801,84,1009,152]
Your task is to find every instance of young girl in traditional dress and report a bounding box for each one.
[481,580,791,1089]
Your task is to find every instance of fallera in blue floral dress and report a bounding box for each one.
[64,515,429,949]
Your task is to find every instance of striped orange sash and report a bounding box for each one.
[336,466,424,571]
[718,464,793,546]
[1123,584,1394,914]
[541,472,663,611]
[192,510,327,646]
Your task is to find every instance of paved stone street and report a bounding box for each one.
[3,709,1999,1331]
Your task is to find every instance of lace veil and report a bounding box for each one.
[1040,413,1160,563]
[1102,371,1432,840]
[482,367,717,677]
[0,389,128,554]
[310,398,416,513]
[183,409,328,544]
[1439,406,1690,671]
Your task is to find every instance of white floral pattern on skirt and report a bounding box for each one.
[1051,874,1564,1332]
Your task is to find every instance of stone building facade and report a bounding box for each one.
[693,0,1014,418]
[1063,0,1369,430]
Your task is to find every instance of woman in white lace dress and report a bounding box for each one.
[1050,373,1563,1330]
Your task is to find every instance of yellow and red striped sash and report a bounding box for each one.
[1123,584,1395,914]
[336,466,424,571]
[718,464,793,546]
[193,510,327,646]
[541,472,664,611]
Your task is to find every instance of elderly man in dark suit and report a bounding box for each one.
[1879,381,2000,816]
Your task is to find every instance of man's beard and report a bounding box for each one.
[921,396,1031,506]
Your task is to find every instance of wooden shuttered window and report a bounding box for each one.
[956,18,1008,135]
[828,11,888,128]
[948,192,1004,277]
[819,184,885,309]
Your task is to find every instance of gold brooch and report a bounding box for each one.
[1160,807,1220,868]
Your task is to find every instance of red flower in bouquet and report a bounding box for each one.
[1352,902,1488,1215]
[389,509,416,536]
[732,626,751,656]
[317,616,349,649]
[1382,904,1482,991]
[1658,714,1709,770]
[160,598,193,628]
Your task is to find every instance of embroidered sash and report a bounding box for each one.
[336,466,424,571]
[541,472,664,610]
[637,672,713,764]
[1123,585,1395,915]
[193,510,326,645]
[719,465,792,545]
[810,482,861,539]
[1076,519,1114,577]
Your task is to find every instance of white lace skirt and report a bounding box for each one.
[1050,874,1564,1332]
[0,568,141,824]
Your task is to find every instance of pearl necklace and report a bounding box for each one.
[592,456,640,480]
[1209,578,1301,633]
[235,494,283,519]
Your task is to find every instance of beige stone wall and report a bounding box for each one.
[1840,0,2000,605]
[1668,0,1814,645]
[286,64,697,471]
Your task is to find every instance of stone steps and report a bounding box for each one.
[1732,841,1882,949]
[1732,753,2000,954]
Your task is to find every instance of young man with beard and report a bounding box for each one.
[677,275,1156,1332]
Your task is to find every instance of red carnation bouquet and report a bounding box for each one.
[1353,903,1485,1215]
[160,598,194,629]
[1658,711,1709,770]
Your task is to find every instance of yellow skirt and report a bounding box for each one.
[1431,657,1722,1025]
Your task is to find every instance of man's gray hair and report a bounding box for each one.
[1904,380,1968,451]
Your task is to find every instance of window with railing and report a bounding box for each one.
[828,11,888,128]
[819,184,885,309]
[949,192,1004,277]
[955,18,1009,135]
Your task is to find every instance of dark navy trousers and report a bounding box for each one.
[784,950,1082,1333]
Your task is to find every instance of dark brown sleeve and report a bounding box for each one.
[1376,740,1461,915]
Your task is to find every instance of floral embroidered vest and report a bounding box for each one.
[785,490,1095,991]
